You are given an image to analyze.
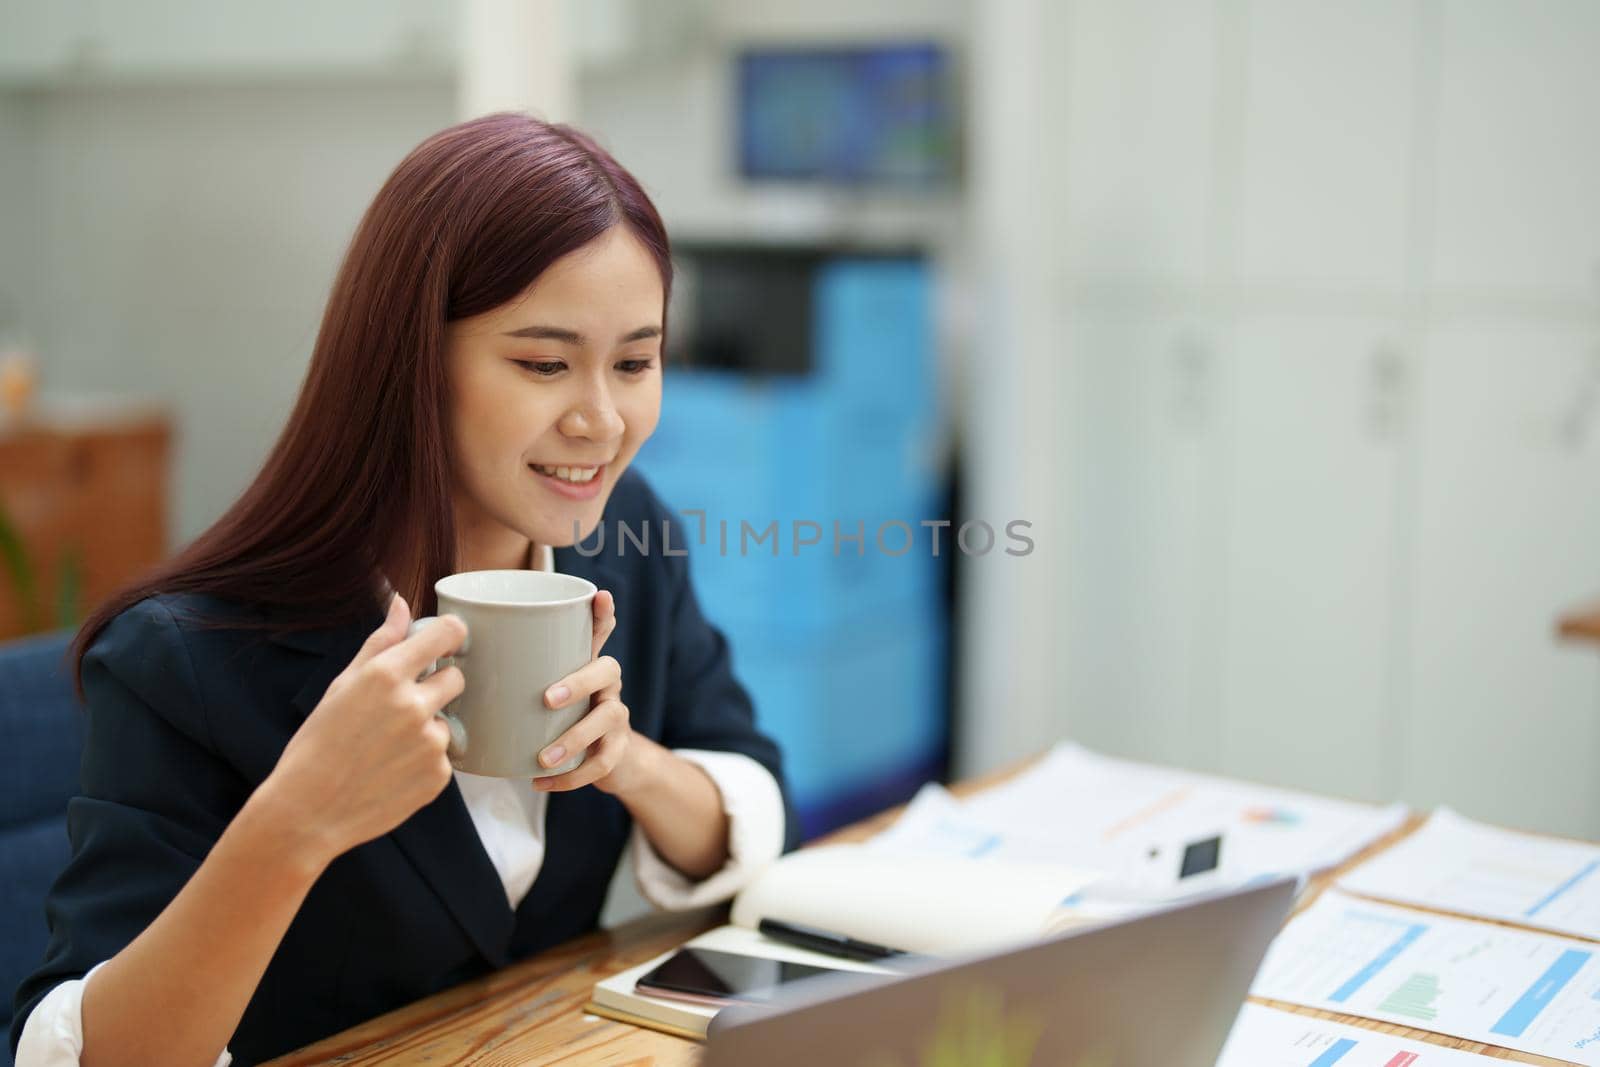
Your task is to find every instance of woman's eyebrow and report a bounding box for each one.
[501,324,662,345]
[503,324,583,344]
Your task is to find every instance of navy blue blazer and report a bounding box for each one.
[10,469,796,1065]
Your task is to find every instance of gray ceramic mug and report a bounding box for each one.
[406,569,597,778]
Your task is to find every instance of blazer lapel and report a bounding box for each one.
[386,782,517,968]
[275,614,517,969]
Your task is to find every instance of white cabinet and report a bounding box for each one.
[1429,0,1600,301]
[1234,0,1418,293]
[89,0,456,76]
[1012,0,1600,835]
[1218,316,1407,802]
[1061,312,1228,771]
[0,0,459,83]
[0,0,91,81]
[1404,323,1600,838]
[1060,0,1220,287]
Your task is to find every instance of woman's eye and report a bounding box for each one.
[514,360,564,376]
[616,359,656,375]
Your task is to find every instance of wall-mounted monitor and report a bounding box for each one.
[736,44,955,187]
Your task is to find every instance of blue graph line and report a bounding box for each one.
[1525,860,1600,918]
[1307,1038,1358,1066]
[1330,923,1427,1002]
[967,834,1001,859]
[1491,949,1591,1037]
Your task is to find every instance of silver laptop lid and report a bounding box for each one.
[704,875,1298,1067]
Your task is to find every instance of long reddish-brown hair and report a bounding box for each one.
[71,113,672,695]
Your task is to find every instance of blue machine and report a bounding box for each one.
[635,256,948,837]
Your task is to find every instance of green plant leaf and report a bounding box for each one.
[56,544,83,629]
[0,498,42,633]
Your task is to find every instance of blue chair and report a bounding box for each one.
[0,631,84,1063]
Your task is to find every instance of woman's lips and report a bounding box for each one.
[528,463,606,500]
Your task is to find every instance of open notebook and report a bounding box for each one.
[586,843,1100,1039]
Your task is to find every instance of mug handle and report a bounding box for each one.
[407,616,470,760]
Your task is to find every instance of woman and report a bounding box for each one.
[10,113,795,1066]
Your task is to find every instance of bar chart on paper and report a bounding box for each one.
[1339,808,1600,941]
[1251,892,1600,1063]
[1217,1004,1502,1065]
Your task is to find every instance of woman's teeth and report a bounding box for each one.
[532,464,599,484]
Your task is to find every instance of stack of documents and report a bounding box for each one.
[1231,807,1600,1063]
[1250,890,1600,1064]
[1338,807,1600,940]
[867,742,1407,908]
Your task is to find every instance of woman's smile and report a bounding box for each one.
[529,461,607,500]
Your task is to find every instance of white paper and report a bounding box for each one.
[1217,1003,1504,1066]
[871,743,1406,903]
[1339,807,1600,941]
[728,843,1101,956]
[1251,891,1600,1064]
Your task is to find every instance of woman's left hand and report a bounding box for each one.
[533,589,653,796]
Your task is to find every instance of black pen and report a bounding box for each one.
[757,918,911,962]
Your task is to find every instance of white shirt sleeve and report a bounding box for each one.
[630,748,787,910]
[14,961,232,1067]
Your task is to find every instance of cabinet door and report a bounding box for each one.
[1429,0,1600,301]
[0,0,91,80]
[83,0,457,76]
[1060,0,1219,286]
[1219,316,1407,802]
[1405,322,1600,838]
[1235,0,1418,292]
[1060,312,1228,770]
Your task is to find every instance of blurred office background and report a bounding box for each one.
[2,0,1599,851]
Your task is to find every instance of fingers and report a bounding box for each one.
[415,663,465,711]
[422,712,454,753]
[538,698,626,772]
[380,613,469,678]
[536,726,627,792]
[544,654,620,709]
[590,589,617,660]
[354,593,411,666]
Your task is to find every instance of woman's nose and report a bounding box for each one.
[559,395,624,441]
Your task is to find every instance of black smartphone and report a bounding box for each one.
[634,947,848,1007]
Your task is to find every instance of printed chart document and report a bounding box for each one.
[1339,807,1600,941]
[870,743,1405,903]
[1251,891,1600,1064]
[1217,1004,1502,1066]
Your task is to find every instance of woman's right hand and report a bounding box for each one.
[258,593,468,869]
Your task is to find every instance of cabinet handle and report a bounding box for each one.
[1557,346,1600,451]
[1368,342,1407,442]
[1171,332,1210,434]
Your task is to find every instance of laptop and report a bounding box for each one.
[703,875,1297,1067]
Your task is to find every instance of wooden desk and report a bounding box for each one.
[265,761,1573,1066]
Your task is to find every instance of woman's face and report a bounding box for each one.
[445,225,664,562]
